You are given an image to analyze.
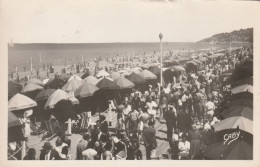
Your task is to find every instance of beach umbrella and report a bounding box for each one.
[110,71,121,80]
[139,69,157,80]
[231,84,253,94]
[126,72,146,85]
[163,69,174,84]
[233,77,253,87]
[45,77,66,89]
[220,106,253,120]
[81,72,89,79]
[62,78,83,92]
[29,78,44,86]
[8,81,23,99]
[227,98,253,108]
[148,66,161,76]
[8,111,21,128]
[44,89,68,110]
[213,116,253,134]
[69,97,79,105]
[75,82,99,98]
[8,93,37,112]
[131,67,142,74]
[171,65,185,72]
[35,88,56,101]
[42,78,50,85]
[96,77,119,90]
[96,70,110,78]
[21,82,44,93]
[68,75,82,82]
[60,73,70,81]
[202,140,252,160]
[115,76,135,89]
[84,75,99,85]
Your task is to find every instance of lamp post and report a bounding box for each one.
[159,33,163,91]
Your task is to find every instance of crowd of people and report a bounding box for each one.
[9,46,253,160]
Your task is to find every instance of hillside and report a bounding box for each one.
[198,28,253,43]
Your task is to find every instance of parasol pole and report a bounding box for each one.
[30,57,33,72]
[21,141,26,160]
[159,33,163,93]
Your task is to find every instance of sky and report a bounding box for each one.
[1,0,260,43]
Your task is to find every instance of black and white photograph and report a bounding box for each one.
[1,0,260,165]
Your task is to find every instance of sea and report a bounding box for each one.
[8,42,249,71]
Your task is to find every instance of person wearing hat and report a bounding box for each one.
[40,142,60,160]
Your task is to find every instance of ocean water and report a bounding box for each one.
[8,42,245,70]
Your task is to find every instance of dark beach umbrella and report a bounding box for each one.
[220,106,253,120]
[96,77,120,90]
[81,72,89,79]
[202,140,252,160]
[45,77,66,89]
[8,81,23,100]
[233,77,253,87]
[35,88,56,101]
[227,98,253,108]
[163,69,174,84]
[231,60,253,83]
[148,66,161,76]
[60,73,70,81]
[126,72,146,85]
[8,111,22,128]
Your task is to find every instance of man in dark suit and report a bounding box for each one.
[40,142,60,160]
[76,133,91,160]
[142,121,157,160]
[164,105,177,142]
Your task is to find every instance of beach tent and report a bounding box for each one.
[96,70,110,78]
[75,82,99,98]
[96,77,120,90]
[213,116,253,134]
[139,69,157,80]
[126,72,146,85]
[231,84,253,94]
[29,78,45,87]
[35,89,56,101]
[21,83,43,93]
[8,93,37,112]
[62,78,83,92]
[68,75,82,82]
[115,76,135,89]
[84,75,99,85]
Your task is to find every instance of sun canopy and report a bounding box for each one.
[44,89,68,110]
[35,89,56,101]
[96,77,119,90]
[8,111,22,128]
[68,75,82,82]
[126,72,146,85]
[96,70,110,78]
[29,78,45,86]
